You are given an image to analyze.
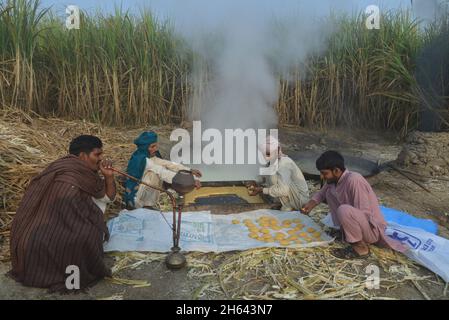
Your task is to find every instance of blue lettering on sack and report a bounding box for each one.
[180,222,213,243]
[388,229,422,249]
[422,239,436,252]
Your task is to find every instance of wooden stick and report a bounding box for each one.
[387,164,433,194]
[390,167,449,182]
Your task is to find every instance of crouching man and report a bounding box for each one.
[301,151,406,259]
[9,135,115,291]
[249,136,309,211]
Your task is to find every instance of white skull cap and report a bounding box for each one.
[258,135,279,154]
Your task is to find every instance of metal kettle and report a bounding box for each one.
[171,170,195,195]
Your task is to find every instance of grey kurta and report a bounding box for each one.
[262,156,309,211]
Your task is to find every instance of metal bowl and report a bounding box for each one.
[288,150,380,179]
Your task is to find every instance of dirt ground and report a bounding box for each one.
[1,126,448,300]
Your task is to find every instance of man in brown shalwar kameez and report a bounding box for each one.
[9,135,116,291]
[301,151,407,259]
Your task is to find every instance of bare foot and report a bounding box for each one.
[352,241,370,256]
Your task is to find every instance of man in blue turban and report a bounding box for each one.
[124,131,201,209]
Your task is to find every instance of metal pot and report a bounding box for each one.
[171,170,195,195]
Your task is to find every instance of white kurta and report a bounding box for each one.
[262,156,309,211]
[92,194,113,214]
[134,157,192,209]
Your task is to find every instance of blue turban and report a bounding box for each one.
[123,131,159,207]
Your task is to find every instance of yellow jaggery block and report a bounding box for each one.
[249,233,258,239]
[271,225,282,231]
[279,240,291,246]
[260,229,270,234]
[287,229,297,235]
[295,239,303,244]
[262,233,273,239]
[312,231,321,238]
[248,227,259,234]
[243,219,252,224]
[294,224,304,230]
[263,237,274,242]
[298,232,308,238]
[232,219,240,224]
[288,235,298,241]
[257,237,265,241]
[307,227,316,233]
[274,232,286,240]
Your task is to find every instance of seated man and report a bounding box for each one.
[301,151,406,259]
[124,131,201,209]
[10,135,116,291]
[249,136,309,211]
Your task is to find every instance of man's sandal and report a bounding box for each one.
[331,246,370,260]
[328,229,343,241]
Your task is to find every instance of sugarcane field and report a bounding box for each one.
[1,0,449,303]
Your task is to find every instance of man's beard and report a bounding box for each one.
[150,150,162,159]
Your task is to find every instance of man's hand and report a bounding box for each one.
[245,181,257,188]
[300,200,318,215]
[100,159,114,179]
[191,169,202,178]
[248,185,263,196]
[194,180,201,189]
[100,158,116,200]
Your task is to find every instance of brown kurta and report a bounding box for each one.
[10,155,111,291]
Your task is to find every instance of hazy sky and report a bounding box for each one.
[40,0,413,17]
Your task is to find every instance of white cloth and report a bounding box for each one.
[104,209,333,253]
[92,194,113,214]
[258,135,280,162]
[134,157,192,209]
[262,156,309,211]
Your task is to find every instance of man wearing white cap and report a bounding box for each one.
[248,136,309,211]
